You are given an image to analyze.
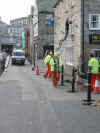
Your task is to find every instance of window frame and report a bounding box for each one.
[71,0,75,7]
[89,14,100,30]
[65,0,68,9]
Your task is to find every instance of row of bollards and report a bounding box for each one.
[60,66,76,92]
[60,65,93,105]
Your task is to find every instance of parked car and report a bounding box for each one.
[11,49,25,65]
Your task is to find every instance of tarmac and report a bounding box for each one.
[0,58,100,133]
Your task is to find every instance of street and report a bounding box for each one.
[0,61,100,133]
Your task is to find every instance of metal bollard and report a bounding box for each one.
[72,67,75,92]
[87,72,92,102]
[61,65,64,86]
[67,67,76,93]
[82,72,94,105]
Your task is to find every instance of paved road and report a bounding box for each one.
[0,62,100,133]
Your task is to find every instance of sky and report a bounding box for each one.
[0,0,36,24]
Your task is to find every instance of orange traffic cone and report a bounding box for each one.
[35,65,40,75]
[91,74,100,93]
[94,79,100,93]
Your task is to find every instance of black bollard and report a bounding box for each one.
[87,72,91,102]
[72,67,75,92]
[67,67,76,93]
[82,72,94,105]
[61,65,64,86]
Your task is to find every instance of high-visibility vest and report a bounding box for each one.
[50,57,63,72]
[44,55,52,64]
[88,57,99,74]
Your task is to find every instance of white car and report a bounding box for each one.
[11,49,25,65]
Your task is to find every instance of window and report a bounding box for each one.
[8,28,11,33]
[66,48,73,65]
[12,28,14,33]
[71,0,75,7]
[58,7,60,17]
[89,14,100,30]
[65,0,68,9]
[94,50,100,63]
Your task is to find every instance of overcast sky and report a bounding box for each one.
[0,0,36,24]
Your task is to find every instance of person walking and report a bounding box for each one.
[50,53,63,87]
[44,51,53,78]
[88,53,99,93]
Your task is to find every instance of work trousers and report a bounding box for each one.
[45,64,51,78]
[51,72,60,86]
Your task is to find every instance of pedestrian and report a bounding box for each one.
[44,51,53,78]
[88,53,99,93]
[50,53,63,87]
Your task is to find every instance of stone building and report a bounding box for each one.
[54,0,81,75]
[54,0,100,73]
[83,0,100,72]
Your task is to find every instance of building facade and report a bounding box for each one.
[34,0,56,59]
[37,0,58,12]
[0,20,15,53]
[83,0,100,72]
[54,0,81,73]
[0,20,8,36]
[54,0,100,73]
[8,17,30,47]
[8,7,34,57]
[38,11,54,58]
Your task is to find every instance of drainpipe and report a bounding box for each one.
[81,0,85,73]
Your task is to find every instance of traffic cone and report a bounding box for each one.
[94,79,100,93]
[35,65,40,75]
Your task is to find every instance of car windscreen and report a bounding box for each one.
[14,52,24,56]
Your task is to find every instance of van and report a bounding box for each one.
[11,49,25,65]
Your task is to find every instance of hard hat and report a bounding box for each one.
[54,53,59,57]
[49,51,53,55]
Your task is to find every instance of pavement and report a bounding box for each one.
[0,59,100,133]
[35,59,100,102]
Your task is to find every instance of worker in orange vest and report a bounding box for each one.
[50,53,63,87]
[44,51,53,78]
[88,53,99,93]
